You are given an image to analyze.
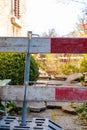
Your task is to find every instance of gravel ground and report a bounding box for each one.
[26,109,85,130]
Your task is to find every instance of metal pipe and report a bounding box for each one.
[21,31,32,126]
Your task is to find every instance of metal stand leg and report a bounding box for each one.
[21,53,30,126]
[21,32,32,126]
[4,100,8,116]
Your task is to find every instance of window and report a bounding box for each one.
[11,0,22,28]
[14,0,20,19]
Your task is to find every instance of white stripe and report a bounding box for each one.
[28,87,55,101]
[0,37,51,53]
[30,38,51,53]
[1,86,55,101]
[0,37,28,52]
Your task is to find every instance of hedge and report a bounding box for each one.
[0,53,39,85]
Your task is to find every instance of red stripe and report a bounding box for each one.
[51,38,87,53]
[55,87,87,102]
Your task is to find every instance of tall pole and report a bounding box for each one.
[21,31,32,126]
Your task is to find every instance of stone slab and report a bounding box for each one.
[47,102,71,109]
[66,73,83,83]
[16,101,46,112]
[62,105,77,115]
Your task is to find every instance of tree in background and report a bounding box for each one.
[56,0,87,37]
[42,28,58,37]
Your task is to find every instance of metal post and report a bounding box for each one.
[4,100,8,116]
[21,31,32,126]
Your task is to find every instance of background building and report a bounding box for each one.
[0,0,27,36]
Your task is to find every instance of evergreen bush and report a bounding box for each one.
[0,53,39,85]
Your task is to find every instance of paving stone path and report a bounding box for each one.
[26,108,86,130]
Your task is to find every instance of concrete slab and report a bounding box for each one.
[16,101,46,112]
[47,102,71,109]
[66,73,83,83]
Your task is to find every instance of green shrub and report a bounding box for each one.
[62,63,79,75]
[80,54,87,73]
[75,103,87,125]
[0,53,39,85]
